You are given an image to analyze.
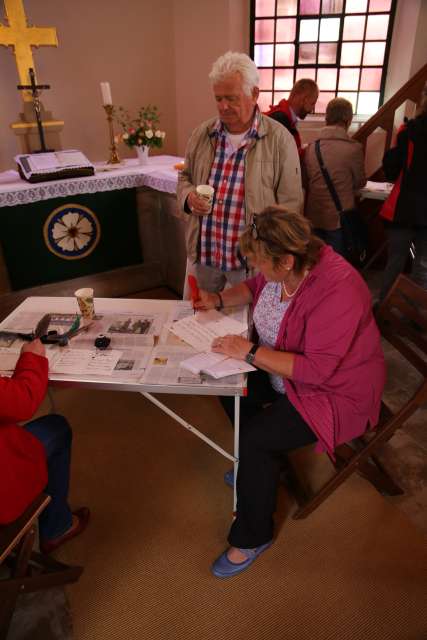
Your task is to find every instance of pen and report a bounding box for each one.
[188,275,200,315]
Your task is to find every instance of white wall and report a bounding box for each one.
[172,0,249,156]
[0,0,425,172]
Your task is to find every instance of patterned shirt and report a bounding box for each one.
[199,108,261,271]
[253,281,291,394]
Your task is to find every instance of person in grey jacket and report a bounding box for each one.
[177,51,303,296]
[303,98,366,257]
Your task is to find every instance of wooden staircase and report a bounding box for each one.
[353,63,427,179]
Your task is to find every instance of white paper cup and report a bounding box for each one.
[196,184,215,212]
[74,287,94,321]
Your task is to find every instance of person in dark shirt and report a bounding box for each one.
[379,82,427,300]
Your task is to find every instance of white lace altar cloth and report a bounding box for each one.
[0,155,183,207]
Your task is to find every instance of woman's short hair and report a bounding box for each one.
[240,206,323,273]
[325,98,353,126]
[209,51,259,96]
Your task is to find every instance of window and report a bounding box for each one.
[251,0,396,115]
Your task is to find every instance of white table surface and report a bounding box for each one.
[0,296,246,397]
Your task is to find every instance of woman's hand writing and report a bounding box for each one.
[211,335,252,360]
[194,289,219,311]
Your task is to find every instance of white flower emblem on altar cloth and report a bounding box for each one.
[52,212,92,252]
[43,204,101,260]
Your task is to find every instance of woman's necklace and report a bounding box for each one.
[282,270,308,299]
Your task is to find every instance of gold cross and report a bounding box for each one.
[0,0,57,102]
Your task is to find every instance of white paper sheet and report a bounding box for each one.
[50,348,122,375]
[180,351,255,379]
[169,310,248,352]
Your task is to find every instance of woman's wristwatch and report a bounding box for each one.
[245,344,259,365]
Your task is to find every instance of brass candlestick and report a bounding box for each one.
[103,104,120,164]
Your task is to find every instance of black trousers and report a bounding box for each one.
[221,370,317,549]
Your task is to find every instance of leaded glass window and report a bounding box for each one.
[251,0,396,115]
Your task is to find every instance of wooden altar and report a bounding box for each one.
[0,156,187,319]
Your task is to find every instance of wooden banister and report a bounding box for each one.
[353,63,427,152]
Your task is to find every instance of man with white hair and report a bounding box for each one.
[178,51,303,297]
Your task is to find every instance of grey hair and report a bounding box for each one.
[326,97,353,126]
[209,51,259,96]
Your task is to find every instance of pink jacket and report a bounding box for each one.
[245,245,385,454]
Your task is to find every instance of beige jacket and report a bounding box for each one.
[303,126,366,230]
[177,113,303,264]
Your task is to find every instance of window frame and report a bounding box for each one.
[250,0,397,116]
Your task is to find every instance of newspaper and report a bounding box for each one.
[142,344,244,388]
[0,310,165,381]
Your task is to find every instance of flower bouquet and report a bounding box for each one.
[115,105,166,158]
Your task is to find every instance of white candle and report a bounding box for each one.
[100,82,112,105]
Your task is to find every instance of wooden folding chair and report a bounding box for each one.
[284,274,427,520]
[0,493,83,640]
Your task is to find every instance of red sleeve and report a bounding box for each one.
[0,352,48,424]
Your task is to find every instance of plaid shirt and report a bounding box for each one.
[199,108,261,271]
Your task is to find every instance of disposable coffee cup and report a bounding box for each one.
[74,287,94,322]
[196,184,215,213]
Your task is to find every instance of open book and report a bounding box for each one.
[15,150,95,183]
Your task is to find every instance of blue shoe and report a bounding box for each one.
[224,468,234,488]
[211,541,272,578]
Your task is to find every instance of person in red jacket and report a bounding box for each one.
[0,338,89,554]
[265,78,319,155]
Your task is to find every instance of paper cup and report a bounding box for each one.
[74,287,94,321]
[196,184,215,212]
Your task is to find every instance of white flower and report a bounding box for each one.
[155,130,162,138]
[123,133,129,140]
[145,129,154,139]
[161,131,166,139]
[52,212,92,252]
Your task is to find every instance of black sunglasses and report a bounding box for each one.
[250,214,299,258]
[250,214,270,243]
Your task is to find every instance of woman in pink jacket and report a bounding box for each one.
[196,207,385,578]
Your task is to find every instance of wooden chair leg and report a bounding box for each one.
[0,532,82,640]
[0,585,21,640]
[0,527,36,640]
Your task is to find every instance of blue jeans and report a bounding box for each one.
[25,414,73,541]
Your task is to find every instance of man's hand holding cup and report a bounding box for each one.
[188,185,215,215]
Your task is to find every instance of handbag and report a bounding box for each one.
[314,140,367,266]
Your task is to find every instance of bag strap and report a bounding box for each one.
[314,140,343,213]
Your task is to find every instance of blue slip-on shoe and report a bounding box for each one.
[211,541,272,578]
[224,468,234,488]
